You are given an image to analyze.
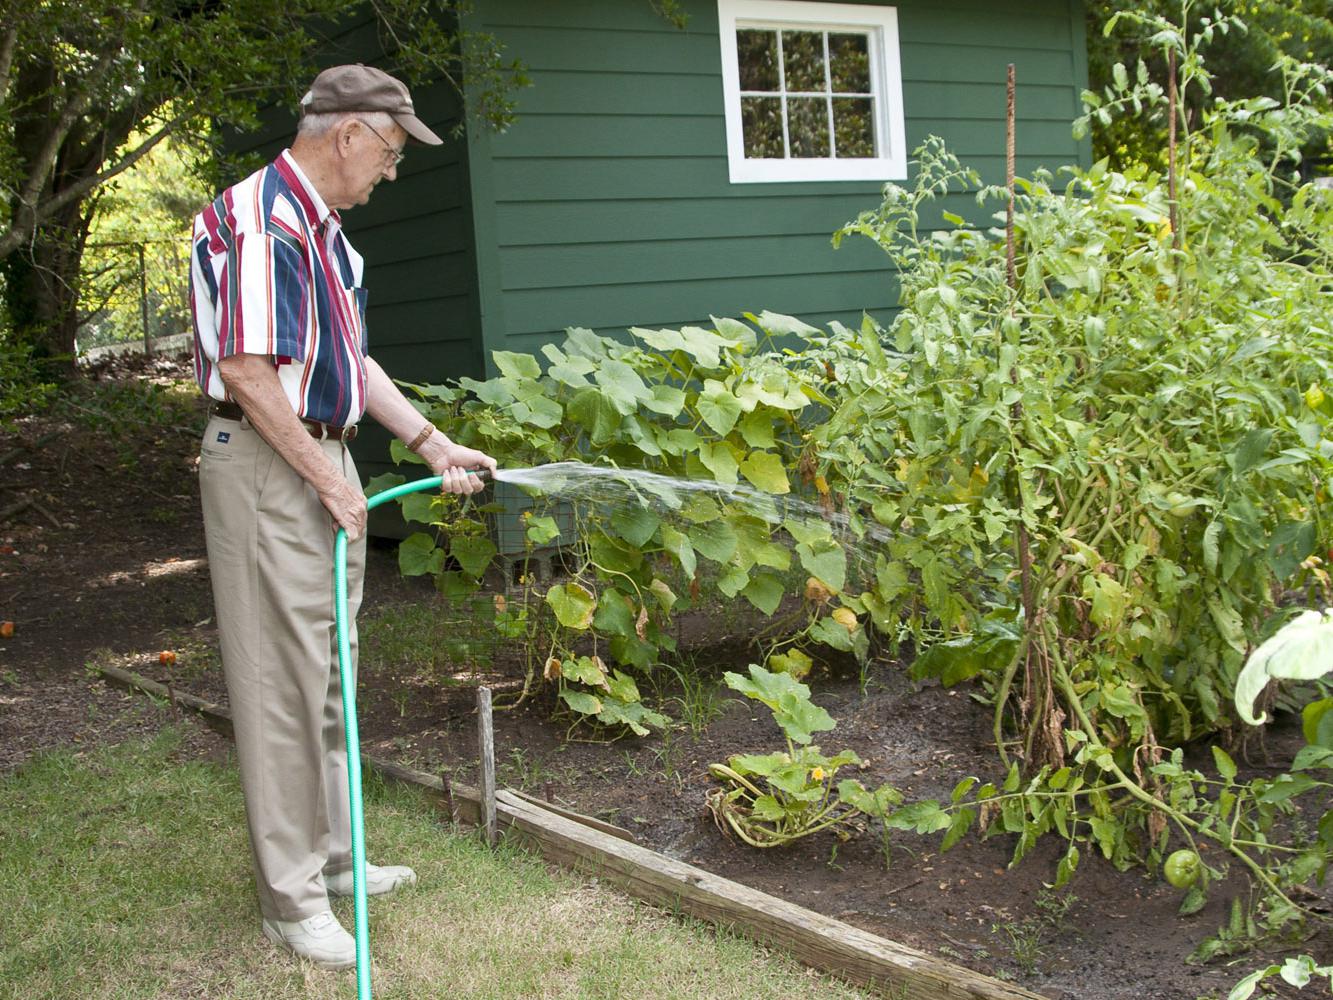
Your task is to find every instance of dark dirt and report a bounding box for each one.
[2,357,1327,1000]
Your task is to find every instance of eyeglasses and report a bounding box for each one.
[356,118,405,167]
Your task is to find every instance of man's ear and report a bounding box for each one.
[332,118,360,159]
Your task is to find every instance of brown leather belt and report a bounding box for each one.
[211,400,358,442]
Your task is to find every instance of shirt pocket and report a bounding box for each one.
[348,285,369,354]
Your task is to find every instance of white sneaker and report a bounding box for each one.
[261,910,357,970]
[325,862,417,898]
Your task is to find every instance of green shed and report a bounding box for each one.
[231,0,1091,491]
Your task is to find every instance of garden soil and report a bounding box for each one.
[2,357,1328,1000]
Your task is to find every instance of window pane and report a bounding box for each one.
[833,97,876,158]
[737,29,779,92]
[741,96,785,158]
[782,31,826,92]
[829,33,870,93]
[787,97,830,158]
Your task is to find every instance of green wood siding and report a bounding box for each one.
[466,0,1092,366]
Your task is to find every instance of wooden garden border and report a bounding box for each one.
[99,664,1050,1000]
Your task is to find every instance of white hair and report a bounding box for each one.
[296,108,396,139]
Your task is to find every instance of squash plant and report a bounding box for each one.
[706,664,879,847]
[384,318,870,732]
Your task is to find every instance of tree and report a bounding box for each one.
[1086,0,1333,167]
[0,0,525,370]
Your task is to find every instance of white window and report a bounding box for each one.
[717,0,907,183]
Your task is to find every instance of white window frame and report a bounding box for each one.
[717,0,907,183]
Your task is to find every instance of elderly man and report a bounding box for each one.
[189,64,496,969]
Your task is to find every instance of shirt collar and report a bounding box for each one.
[278,149,342,234]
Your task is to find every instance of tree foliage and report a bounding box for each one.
[1086,0,1333,167]
[0,0,527,368]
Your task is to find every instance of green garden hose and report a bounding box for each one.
[334,473,449,1000]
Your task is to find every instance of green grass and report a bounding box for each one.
[0,730,875,1000]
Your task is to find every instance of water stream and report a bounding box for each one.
[490,460,891,585]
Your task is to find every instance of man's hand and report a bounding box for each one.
[427,441,498,495]
[320,475,369,540]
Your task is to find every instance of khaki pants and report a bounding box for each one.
[199,415,367,921]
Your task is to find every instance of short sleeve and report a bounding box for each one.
[215,231,308,364]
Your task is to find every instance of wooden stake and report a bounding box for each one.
[1167,47,1180,250]
[1006,63,1017,289]
[441,770,457,825]
[477,685,497,847]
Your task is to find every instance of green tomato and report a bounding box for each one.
[1164,849,1200,889]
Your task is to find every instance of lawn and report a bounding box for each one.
[0,728,872,1000]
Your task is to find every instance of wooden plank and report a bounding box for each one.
[497,232,889,292]
[497,270,898,338]
[489,154,1063,203]
[502,788,636,843]
[493,192,979,246]
[500,24,724,75]
[495,792,1050,1000]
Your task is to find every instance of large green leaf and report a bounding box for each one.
[644,384,686,417]
[740,451,791,494]
[364,472,406,498]
[738,408,777,448]
[593,589,636,637]
[513,395,563,429]
[560,689,603,716]
[400,491,438,527]
[398,532,444,577]
[606,669,642,704]
[567,388,622,444]
[909,619,1021,687]
[594,359,653,415]
[562,655,609,688]
[697,379,742,436]
[797,537,846,593]
[690,519,739,564]
[809,616,856,652]
[526,515,563,545]
[546,582,597,629]
[449,535,496,577]
[492,350,541,379]
[660,524,697,579]
[743,571,784,615]
[698,441,740,485]
[611,506,660,548]
[596,697,668,735]
[724,663,835,744]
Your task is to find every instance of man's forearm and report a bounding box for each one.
[363,356,495,492]
[216,354,367,537]
[363,357,450,448]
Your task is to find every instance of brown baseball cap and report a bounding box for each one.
[300,64,443,146]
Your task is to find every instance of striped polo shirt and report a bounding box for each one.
[189,150,369,427]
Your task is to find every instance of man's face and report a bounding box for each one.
[341,119,406,207]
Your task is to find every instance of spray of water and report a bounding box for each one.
[491,461,892,586]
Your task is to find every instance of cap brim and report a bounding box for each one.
[393,112,444,146]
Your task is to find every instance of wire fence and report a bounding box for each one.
[78,236,191,355]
